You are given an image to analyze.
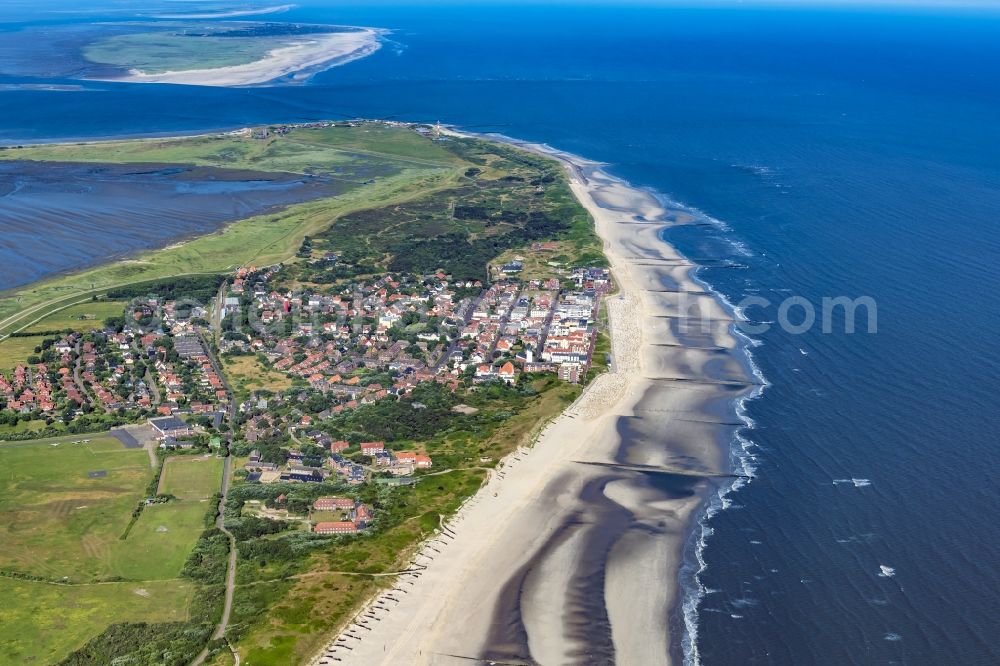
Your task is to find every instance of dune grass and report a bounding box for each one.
[226,380,580,665]
[0,576,195,666]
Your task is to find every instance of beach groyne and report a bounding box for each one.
[315,137,756,665]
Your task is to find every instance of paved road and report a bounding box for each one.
[145,367,162,406]
[72,340,95,409]
[432,292,484,372]
[211,280,226,344]
[190,329,240,666]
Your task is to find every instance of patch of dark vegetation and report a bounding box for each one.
[106,274,225,303]
[283,135,604,284]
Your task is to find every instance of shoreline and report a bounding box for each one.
[500,137,765,666]
[311,133,757,665]
[89,28,383,87]
[0,122,759,662]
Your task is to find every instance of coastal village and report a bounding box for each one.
[0,120,622,665]
[1,260,611,535]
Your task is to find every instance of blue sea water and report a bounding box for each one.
[2,2,999,663]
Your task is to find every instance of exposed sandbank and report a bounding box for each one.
[311,137,755,665]
[95,29,381,87]
[151,4,296,20]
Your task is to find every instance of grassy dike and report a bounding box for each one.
[0,125,465,338]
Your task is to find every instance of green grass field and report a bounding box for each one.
[0,438,220,582]
[0,436,151,581]
[0,300,123,372]
[159,455,223,500]
[0,576,194,666]
[0,125,462,174]
[23,299,125,334]
[117,501,213,580]
[0,335,46,374]
[223,355,293,396]
[0,436,214,663]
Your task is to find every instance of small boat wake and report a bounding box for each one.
[833,478,871,488]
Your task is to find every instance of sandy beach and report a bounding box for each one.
[103,29,381,87]
[310,138,755,665]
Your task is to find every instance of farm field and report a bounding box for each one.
[0,576,194,666]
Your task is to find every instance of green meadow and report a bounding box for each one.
[0,436,150,581]
[84,31,280,74]
[0,436,216,663]
[117,501,214,580]
[159,455,224,500]
[23,299,126,334]
[0,576,194,666]
[0,335,46,374]
[0,441,223,582]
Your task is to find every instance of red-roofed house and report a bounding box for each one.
[314,521,357,535]
[498,361,517,383]
[314,497,355,511]
[360,441,385,456]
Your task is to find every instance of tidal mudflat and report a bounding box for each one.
[0,161,346,288]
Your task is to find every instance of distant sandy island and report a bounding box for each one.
[151,4,296,20]
[98,28,381,87]
[308,134,755,665]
